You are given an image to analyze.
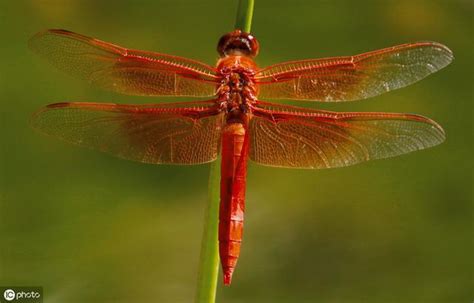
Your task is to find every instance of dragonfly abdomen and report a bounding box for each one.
[219,122,249,285]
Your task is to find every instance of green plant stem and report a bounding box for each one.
[235,0,255,32]
[194,157,220,303]
[194,1,255,302]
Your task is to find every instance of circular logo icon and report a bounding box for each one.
[3,289,15,301]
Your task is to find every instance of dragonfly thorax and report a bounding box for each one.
[217,63,257,118]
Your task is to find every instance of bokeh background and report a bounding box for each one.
[0,1,472,302]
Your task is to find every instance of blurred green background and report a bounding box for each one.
[0,1,472,302]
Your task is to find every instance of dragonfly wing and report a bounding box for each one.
[32,101,224,165]
[249,102,445,168]
[29,29,219,97]
[256,42,453,101]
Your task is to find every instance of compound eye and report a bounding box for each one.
[217,30,259,57]
[229,38,252,55]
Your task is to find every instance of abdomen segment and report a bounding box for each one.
[219,122,249,285]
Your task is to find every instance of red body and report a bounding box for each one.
[30,29,452,286]
[219,123,248,284]
[215,54,257,284]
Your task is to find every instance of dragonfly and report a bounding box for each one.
[29,29,453,285]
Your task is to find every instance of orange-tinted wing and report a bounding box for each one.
[256,42,453,101]
[31,101,224,165]
[29,29,219,97]
[249,102,445,168]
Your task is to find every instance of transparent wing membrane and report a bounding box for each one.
[31,101,224,165]
[29,29,219,97]
[256,42,453,101]
[249,102,445,168]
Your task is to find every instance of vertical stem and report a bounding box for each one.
[235,0,255,32]
[195,1,255,302]
[194,157,220,303]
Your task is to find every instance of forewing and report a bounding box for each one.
[256,42,453,101]
[249,102,445,168]
[29,29,219,97]
[31,101,224,165]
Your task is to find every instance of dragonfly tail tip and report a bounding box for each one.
[223,269,234,286]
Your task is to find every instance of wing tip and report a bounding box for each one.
[28,30,44,52]
[29,102,79,132]
[29,29,65,47]
[433,42,454,69]
[28,29,92,55]
[418,41,455,69]
[29,105,51,132]
[403,112,446,147]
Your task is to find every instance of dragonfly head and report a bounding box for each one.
[217,30,259,58]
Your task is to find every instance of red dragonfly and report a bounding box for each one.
[30,29,452,285]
